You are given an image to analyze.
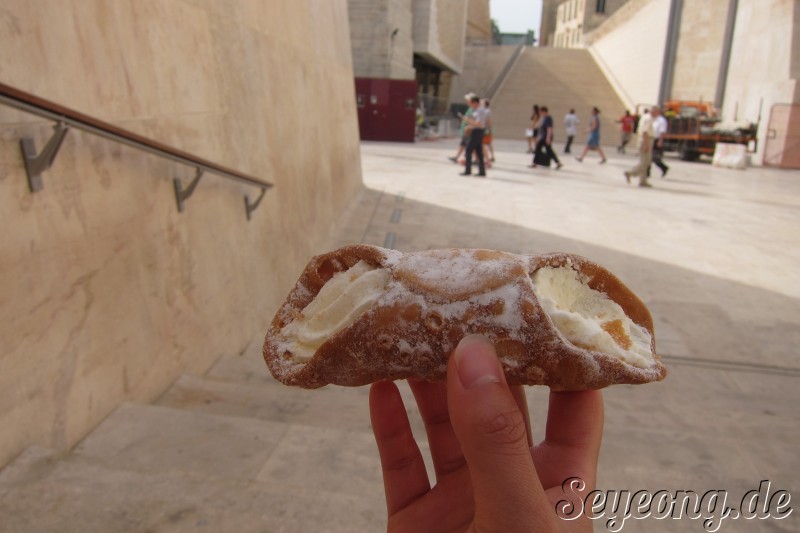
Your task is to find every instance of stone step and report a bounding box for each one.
[490,48,627,141]
[199,335,427,436]
[0,444,385,532]
[71,401,432,499]
[160,371,428,440]
[158,374,372,432]
[205,336,273,385]
[71,403,289,482]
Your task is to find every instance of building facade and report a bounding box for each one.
[551,0,628,48]
[348,0,472,118]
[584,0,799,166]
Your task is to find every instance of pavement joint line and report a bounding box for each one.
[390,208,402,224]
[383,232,396,249]
[660,354,800,377]
[359,188,385,244]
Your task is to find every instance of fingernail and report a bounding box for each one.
[454,334,502,389]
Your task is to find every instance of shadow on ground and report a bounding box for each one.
[338,186,800,515]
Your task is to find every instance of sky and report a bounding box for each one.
[490,0,543,36]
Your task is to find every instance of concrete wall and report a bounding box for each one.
[0,0,362,467]
[586,0,671,109]
[466,0,491,42]
[413,0,468,73]
[722,0,799,164]
[670,0,728,102]
[349,0,416,79]
[449,44,518,103]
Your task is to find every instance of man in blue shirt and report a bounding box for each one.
[531,107,563,169]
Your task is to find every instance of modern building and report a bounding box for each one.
[347,0,480,139]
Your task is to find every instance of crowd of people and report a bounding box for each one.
[448,93,495,177]
[448,96,671,187]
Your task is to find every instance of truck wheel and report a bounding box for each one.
[679,146,698,162]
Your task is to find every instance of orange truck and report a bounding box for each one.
[659,100,758,161]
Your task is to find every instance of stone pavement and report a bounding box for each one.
[332,139,800,532]
[1,139,798,532]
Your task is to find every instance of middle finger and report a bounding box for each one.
[408,379,467,480]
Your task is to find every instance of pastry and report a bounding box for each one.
[263,245,667,390]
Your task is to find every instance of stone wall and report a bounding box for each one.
[349,0,416,79]
[466,0,491,42]
[670,0,728,102]
[722,0,799,164]
[585,0,671,109]
[0,0,362,467]
[389,0,417,79]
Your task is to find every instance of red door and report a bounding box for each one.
[355,78,417,142]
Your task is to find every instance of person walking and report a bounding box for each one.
[529,106,562,169]
[651,107,670,177]
[460,95,488,177]
[624,107,655,187]
[449,93,476,163]
[576,107,607,163]
[616,110,635,154]
[526,105,540,153]
[563,108,579,154]
[482,98,496,163]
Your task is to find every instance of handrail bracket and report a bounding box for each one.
[245,187,268,221]
[173,168,204,213]
[20,121,70,192]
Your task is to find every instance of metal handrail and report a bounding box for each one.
[485,41,527,100]
[0,81,273,219]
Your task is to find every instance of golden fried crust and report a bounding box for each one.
[263,245,667,390]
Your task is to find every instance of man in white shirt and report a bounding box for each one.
[651,107,670,177]
[624,108,655,187]
[460,95,487,177]
[563,109,579,154]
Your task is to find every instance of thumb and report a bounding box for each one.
[447,335,554,530]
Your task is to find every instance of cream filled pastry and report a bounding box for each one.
[264,245,667,390]
[281,260,390,362]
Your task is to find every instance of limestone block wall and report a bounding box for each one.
[0,0,362,468]
[585,0,671,109]
[722,0,799,164]
[670,0,728,103]
[349,0,416,79]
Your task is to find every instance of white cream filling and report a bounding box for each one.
[531,266,654,368]
[282,260,389,362]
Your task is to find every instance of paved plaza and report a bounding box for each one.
[332,139,800,532]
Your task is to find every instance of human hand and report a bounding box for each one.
[370,335,604,532]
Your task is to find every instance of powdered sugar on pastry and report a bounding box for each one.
[263,245,667,390]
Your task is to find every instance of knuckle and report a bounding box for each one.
[477,408,528,449]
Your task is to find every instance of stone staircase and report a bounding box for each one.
[0,337,429,532]
[490,47,627,147]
